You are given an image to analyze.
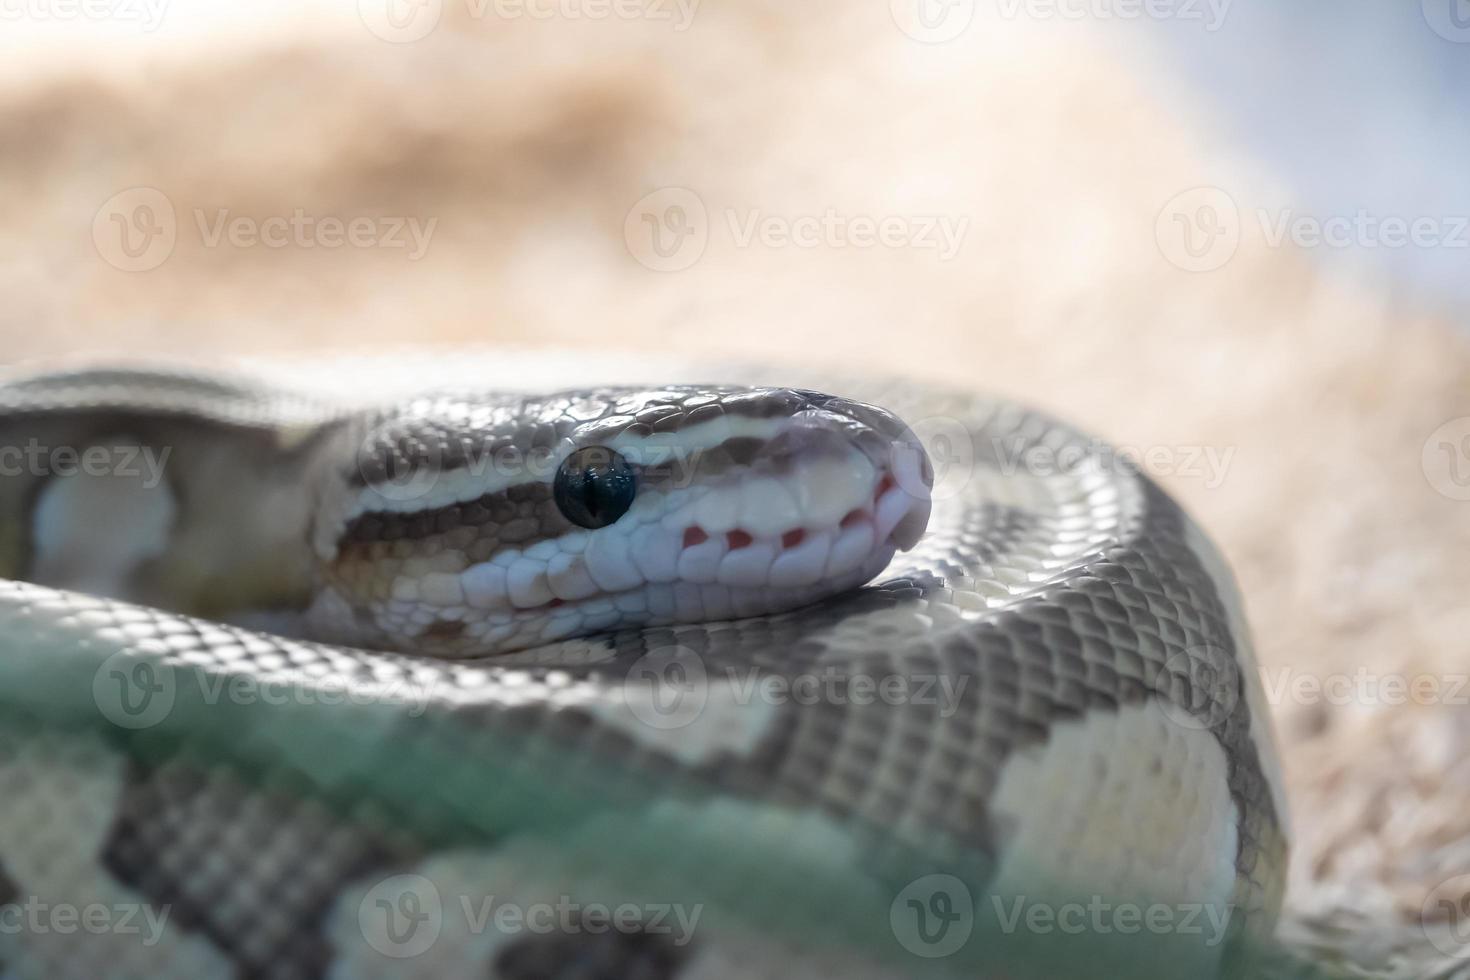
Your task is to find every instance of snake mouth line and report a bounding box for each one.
[504,458,931,616]
[319,450,932,656]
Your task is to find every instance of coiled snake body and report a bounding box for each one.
[0,352,1288,978]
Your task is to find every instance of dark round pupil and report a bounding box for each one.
[554,446,636,529]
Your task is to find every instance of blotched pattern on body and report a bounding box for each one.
[0,354,1287,978]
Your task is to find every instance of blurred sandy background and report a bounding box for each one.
[2,0,1468,963]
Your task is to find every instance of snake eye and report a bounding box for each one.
[553,446,637,529]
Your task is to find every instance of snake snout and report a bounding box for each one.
[758,397,933,556]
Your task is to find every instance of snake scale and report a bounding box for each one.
[0,351,1298,979]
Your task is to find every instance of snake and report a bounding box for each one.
[0,350,1301,979]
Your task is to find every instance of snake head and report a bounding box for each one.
[311,385,933,658]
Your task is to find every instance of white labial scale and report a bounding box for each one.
[797,455,875,526]
[524,538,561,561]
[717,543,777,589]
[873,486,913,543]
[676,535,727,584]
[545,553,600,602]
[768,532,833,588]
[584,529,642,592]
[694,487,740,534]
[827,523,875,578]
[740,477,800,537]
[627,487,667,522]
[461,563,508,609]
[630,525,681,584]
[507,558,553,608]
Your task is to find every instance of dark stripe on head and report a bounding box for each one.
[351,387,840,489]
